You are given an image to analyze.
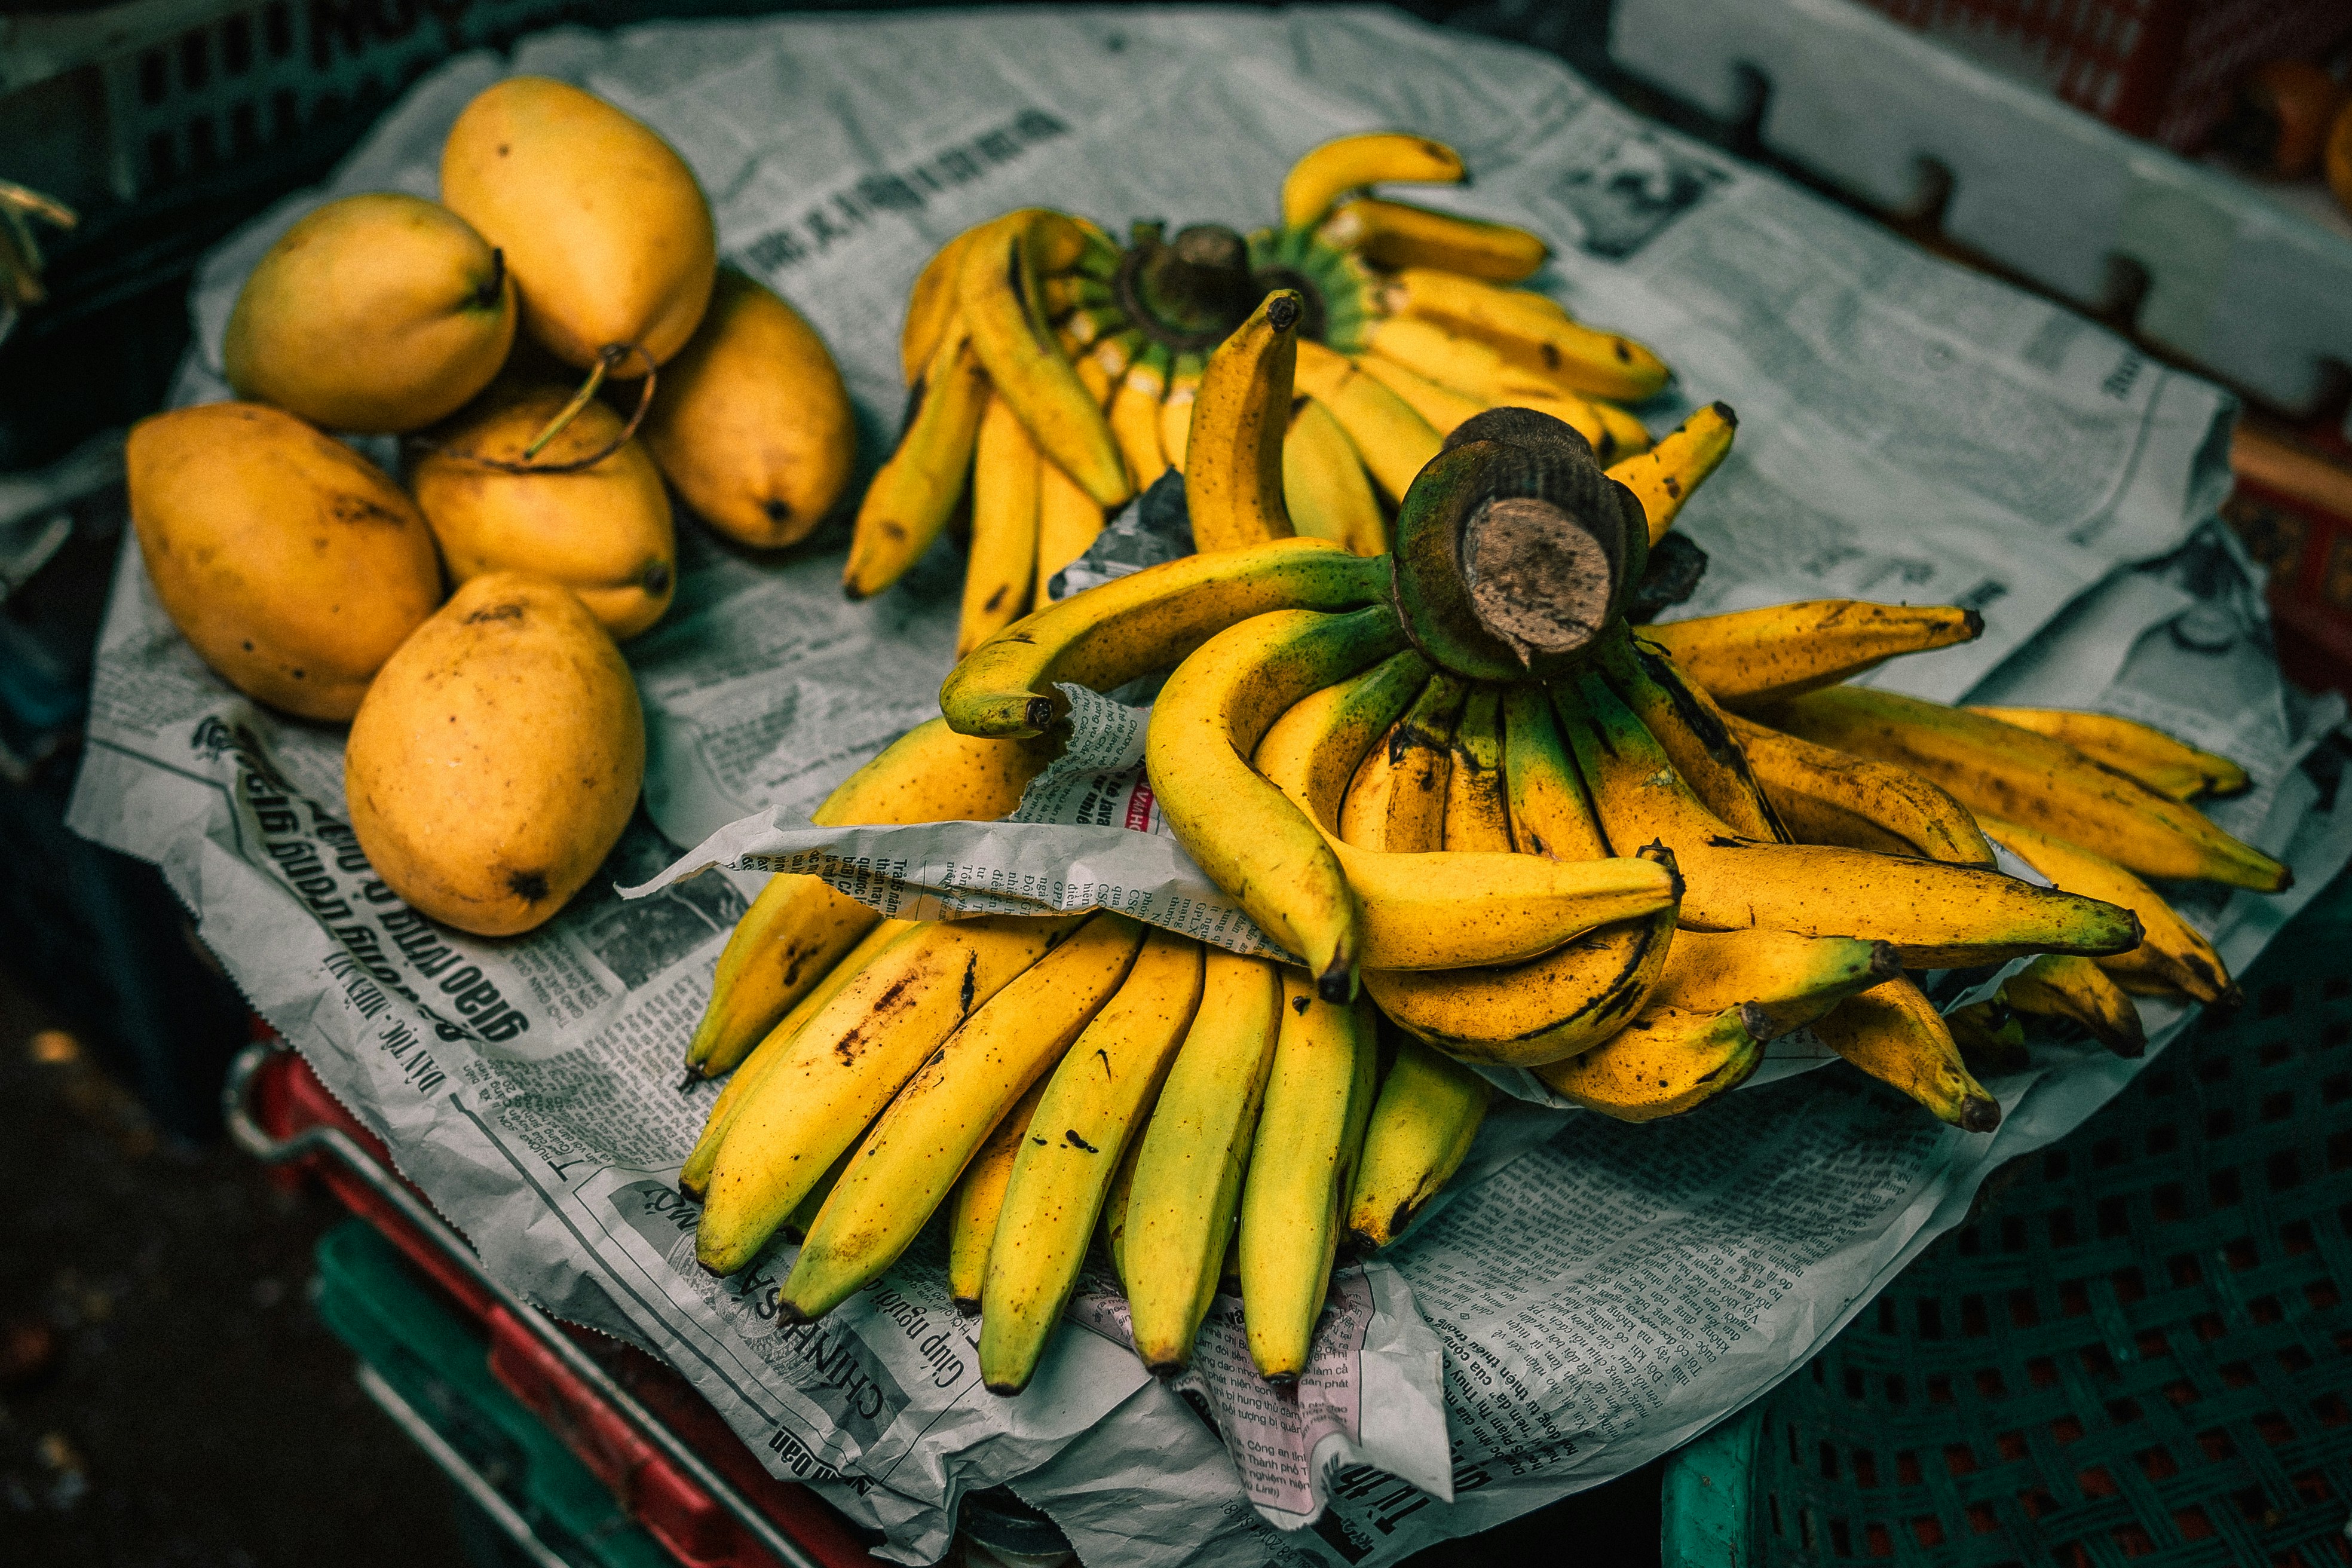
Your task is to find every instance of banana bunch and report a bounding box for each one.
[844,132,1681,657]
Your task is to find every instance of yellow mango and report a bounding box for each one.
[439,76,715,375]
[637,268,855,550]
[411,382,676,639]
[223,193,514,433]
[346,572,644,937]
[127,402,442,721]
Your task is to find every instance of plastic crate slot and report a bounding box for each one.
[2161,1377,2200,1407]
[2010,1289,2041,1328]
[1878,1297,1898,1333]
[2060,1281,2091,1316]
[1768,1491,1784,1536]
[271,91,298,140]
[180,30,209,91]
[2134,1329,2169,1359]
[2097,1196,2129,1238]
[2211,1107,2239,1138]
[2311,1393,2351,1428]
[2221,1359,2259,1389]
[1958,1225,1983,1257]
[2146,1123,2179,1154]
[2263,1040,2295,1066]
[2137,1446,2178,1482]
[2003,1215,2030,1252]
[2019,1485,2059,1520]
[1829,1515,1853,1555]
[1919,1299,1945,1340]
[2200,1427,2238,1462]
[2279,1345,2316,1374]
[1866,1521,1892,1557]
[1895,1450,1922,1486]
[1820,1440,1839,1480]
[230,102,257,155]
[1929,1374,1956,1404]
[2292,1469,2332,1503]
[2256,1410,2299,1447]
[2107,1396,2145,1425]
[223,16,253,75]
[2170,1253,2204,1287]
[2092,1136,2125,1168]
[2213,1169,2245,1206]
[1844,1367,1865,1399]
[2329,1021,2352,1049]
[2110,1521,2158,1556]
[265,4,293,59]
[2050,1209,2081,1247]
[1977,1367,2009,1399]
[1799,1503,1816,1551]
[2048,1416,2083,1447]
[1852,1448,1878,1488]
[1945,1443,1979,1477]
[2029,1356,2062,1388]
[1962,1294,1990,1336]
[2045,1150,2071,1180]
[2198,1055,2234,1084]
[2080,1345,2118,1380]
[2261,984,2296,1019]
[1910,1513,1943,1547]
[1886,1374,1907,1405]
[2146,1068,2178,1096]
[1962,1500,1998,1536]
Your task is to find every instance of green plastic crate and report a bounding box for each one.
[312,1219,670,1568]
[1665,866,2352,1567]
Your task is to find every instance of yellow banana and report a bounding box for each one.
[1647,928,1897,1039]
[680,918,914,1199]
[1281,132,1466,229]
[1339,672,1468,852]
[1640,601,1984,706]
[696,914,1084,1275]
[980,931,1205,1393]
[942,537,1386,738]
[900,226,979,384]
[1091,328,1146,384]
[1033,454,1105,607]
[1322,197,1549,281]
[1723,710,1995,867]
[1584,397,1653,458]
[2002,954,2145,1057]
[1349,353,1486,437]
[1061,307,1123,354]
[1557,673,2141,967]
[1759,687,2291,892]
[1293,340,1442,503]
[1124,951,1284,1372]
[946,1072,1051,1310]
[958,209,1129,507]
[1159,351,1203,473]
[1443,684,1513,852]
[1382,267,1671,403]
[1962,707,2250,801]
[1186,290,1301,552]
[1533,1000,1764,1121]
[1239,974,1379,1381]
[1282,396,1389,556]
[1345,1036,1492,1249]
[1813,976,2000,1130]
[843,325,990,599]
[1100,1120,1146,1290]
[1976,815,2234,1004]
[1109,343,1171,494]
[783,1133,863,1241]
[1600,631,1787,841]
[780,914,1147,1320]
[686,718,1056,1076]
[1606,402,1737,544]
[1502,681,1610,862]
[1254,650,1435,835]
[961,391,1042,657]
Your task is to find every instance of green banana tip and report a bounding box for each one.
[774,1296,814,1327]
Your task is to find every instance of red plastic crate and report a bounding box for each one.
[2227,427,2352,702]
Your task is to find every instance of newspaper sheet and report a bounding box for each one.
[57,6,2352,1564]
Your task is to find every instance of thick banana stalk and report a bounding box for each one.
[2002,954,2145,1057]
[1533,1000,1765,1120]
[1647,929,1897,1040]
[1340,672,1469,852]
[696,914,1084,1275]
[686,719,1056,1076]
[780,914,1148,1320]
[901,226,981,383]
[1033,455,1105,607]
[1963,706,2249,801]
[1281,132,1465,229]
[1186,290,1301,552]
[1159,351,1203,472]
[1239,975,1380,1381]
[946,1073,1051,1309]
[1283,397,1389,556]
[942,538,1387,738]
[1811,976,1999,1131]
[1322,197,1549,281]
[1382,267,1671,403]
[1606,403,1736,544]
[1501,682,1610,862]
[979,932,1205,1393]
[680,918,913,1199]
[1557,674,2141,968]
[842,326,990,599]
[1977,815,2234,1004]
[1293,340,1442,503]
[1125,953,1284,1372]
[1600,631,1787,841]
[1760,687,2291,892]
[961,392,1042,657]
[1345,1036,1492,1248]
[1724,710,1995,867]
[1110,344,1171,494]
[1442,685,1513,852]
[958,209,1129,507]
[1640,601,1984,706]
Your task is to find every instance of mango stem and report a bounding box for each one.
[520,348,617,461]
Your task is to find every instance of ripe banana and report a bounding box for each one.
[1110,344,1171,495]
[1254,650,1435,834]
[1647,928,1897,1039]
[1281,133,1466,229]
[1557,673,2142,967]
[1186,290,1301,552]
[1322,197,1550,281]
[1350,353,1486,437]
[2001,954,2144,1057]
[979,930,1205,1394]
[780,913,1148,1321]
[680,918,914,1200]
[1639,601,1983,706]
[962,392,1043,656]
[686,718,1057,1076]
[958,209,1129,508]
[1340,672,1468,852]
[1239,975,1379,1380]
[900,225,979,383]
[1033,454,1105,607]
[1501,682,1610,861]
[1283,396,1389,556]
[1584,396,1653,458]
[1100,1122,1146,1290]
[1382,267,1671,403]
[842,325,990,600]
[1160,351,1203,472]
[1606,402,1737,544]
[1533,1000,1765,1121]
[1759,687,2291,892]
[1963,706,2249,801]
[946,1071,1051,1310]
[696,914,1083,1275]
[1811,976,1999,1131]
[1345,1034,1492,1249]
[1976,814,2234,1004]
[941,538,1386,738]
[1600,632,1787,841]
[1123,952,1284,1372]
[1723,710,1996,868]
[1293,340,1442,503]
[1442,685,1513,852]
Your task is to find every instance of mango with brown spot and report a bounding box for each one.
[127,402,442,721]
[345,572,644,936]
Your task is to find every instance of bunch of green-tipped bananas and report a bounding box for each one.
[842,132,1676,656]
